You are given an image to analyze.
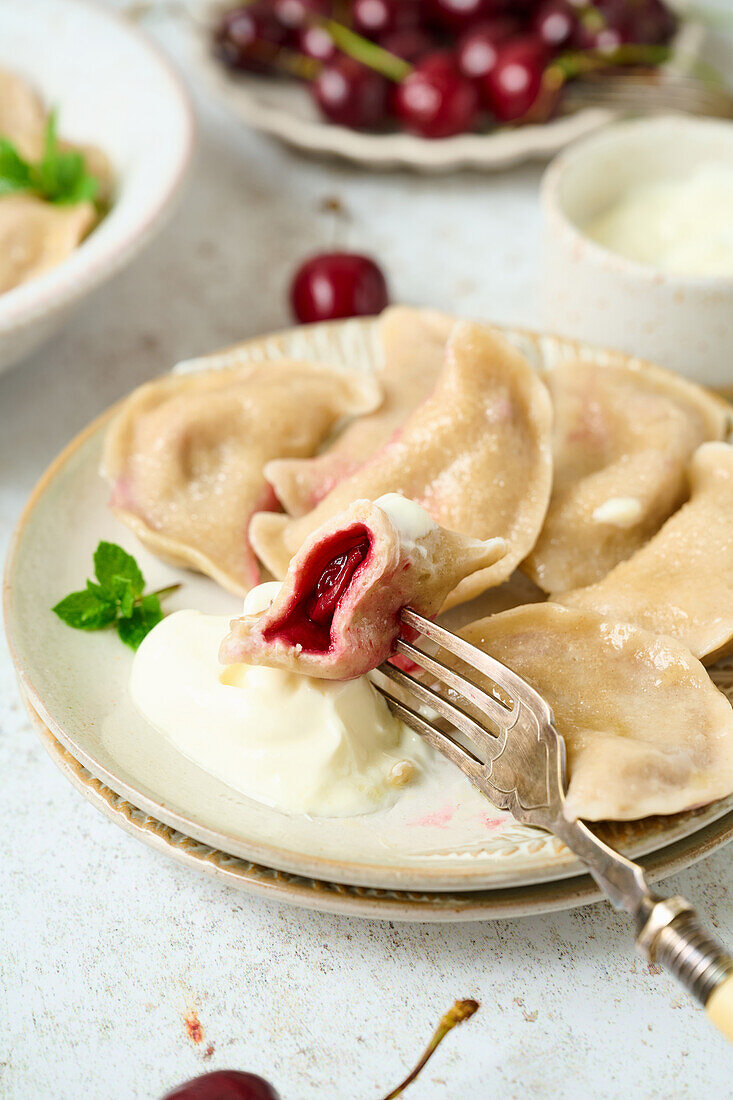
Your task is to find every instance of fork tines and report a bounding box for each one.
[374,609,532,777]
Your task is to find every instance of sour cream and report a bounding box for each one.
[585,164,733,277]
[130,582,427,817]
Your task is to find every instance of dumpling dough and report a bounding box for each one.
[522,359,730,593]
[0,68,46,160]
[102,361,380,595]
[559,442,733,664]
[459,603,733,822]
[0,195,96,294]
[221,494,506,680]
[250,321,553,610]
[266,306,455,516]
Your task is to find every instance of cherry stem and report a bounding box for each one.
[147,583,182,602]
[321,19,411,82]
[379,999,479,1100]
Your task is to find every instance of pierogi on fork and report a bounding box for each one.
[221,494,506,680]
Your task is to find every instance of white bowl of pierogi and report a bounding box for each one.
[0,0,194,374]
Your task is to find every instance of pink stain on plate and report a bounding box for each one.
[409,803,455,828]
[480,814,504,830]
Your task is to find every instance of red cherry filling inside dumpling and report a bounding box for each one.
[220,494,506,680]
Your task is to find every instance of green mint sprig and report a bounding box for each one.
[0,111,99,205]
[52,541,180,651]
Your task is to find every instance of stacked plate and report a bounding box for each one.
[6,318,733,921]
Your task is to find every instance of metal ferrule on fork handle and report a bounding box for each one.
[636,895,733,1021]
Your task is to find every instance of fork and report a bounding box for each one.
[561,70,733,121]
[375,608,733,1041]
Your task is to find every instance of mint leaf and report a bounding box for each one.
[117,594,163,651]
[0,111,99,205]
[94,541,144,600]
[54,542,178,649]
[53,589,117,631]
[0,138,32,196]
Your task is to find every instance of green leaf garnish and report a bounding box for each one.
[52,541,180,650]
[0,110,99,205]
[52,589,118,632]
[93,541,145,600]
[117,594,164,651]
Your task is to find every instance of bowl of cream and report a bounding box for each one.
[540,116,733,391]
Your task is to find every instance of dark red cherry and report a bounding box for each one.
[290,253,390,323]
[297,22,337,60]
[427,0,506,36]
[352,0,422,39]
[572,0,631,51]
[628,0,677,44]
[162,1070,280,1100]
[393,52,479,138]
[378,27,436,62]
[531,0,578,51]
[214,4,287,73]
[272,0,329,30]
[481,35,547,122]
[455,17,518,82]
[311,55,390,129]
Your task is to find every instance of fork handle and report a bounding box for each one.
[636,895,733,1040]
[552,817,733,1038]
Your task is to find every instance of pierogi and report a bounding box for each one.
[458,603,733,822]
[560,442,733,664]
[250,321,553,610]
[522,359,730,593]
[102,361,380,594]
[221,494,506,680]
[266,306,455,516]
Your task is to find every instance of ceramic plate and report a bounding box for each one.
[6,316,733,891]
[28,700,733,921]
[188,21,703,172]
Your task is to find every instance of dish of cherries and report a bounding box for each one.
[212,0,678,139]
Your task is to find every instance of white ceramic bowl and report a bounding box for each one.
[0,0,194,374]
[540,116,733,391]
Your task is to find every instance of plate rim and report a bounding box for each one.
[5,316,733,892]
[28,697,733,922]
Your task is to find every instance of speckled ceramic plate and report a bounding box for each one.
[5,317,733,892]
[24,697,733,920]
[189,22,703,172]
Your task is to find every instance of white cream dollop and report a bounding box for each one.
[374,492,436,541]
[130,583,426,817]
[585,164,733,277]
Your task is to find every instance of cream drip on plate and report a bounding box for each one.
[130,581,428,816]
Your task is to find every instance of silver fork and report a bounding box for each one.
[562,70,733,120]
[375,608,733,1041]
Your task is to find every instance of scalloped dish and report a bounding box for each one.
[5,314,733,892]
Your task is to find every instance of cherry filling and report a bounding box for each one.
[264,527,371,652]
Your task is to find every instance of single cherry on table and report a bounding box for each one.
[290,252,389,324]
[162,1070,280,1100]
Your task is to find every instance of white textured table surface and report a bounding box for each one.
[3,10,733,1099]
